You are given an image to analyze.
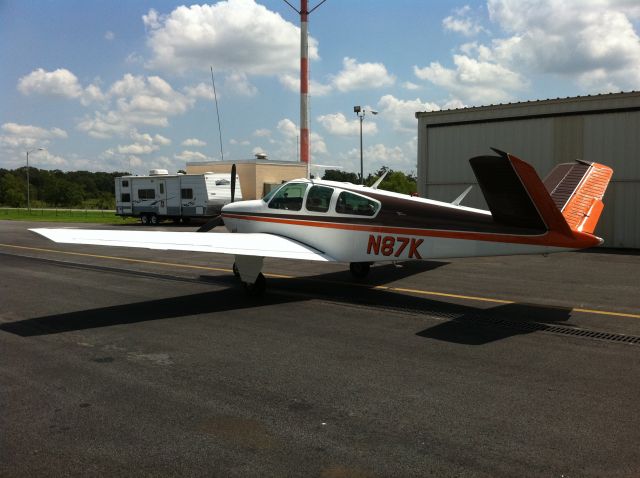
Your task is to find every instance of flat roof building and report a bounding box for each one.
[416,91,640,248]
[186,159,307,200]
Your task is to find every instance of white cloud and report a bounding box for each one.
[402,81,420,91]
[224,72,257,96]
[377,95,442,132]
[105,30,115,41]
[78,74,195,138]
[443,6,488,36]
[143,0,318,76]
[317,112,377,136]
[0,122,68,149]
[331,57,396,92]
[340,143,413,176]
[485,0,640,92]
[18,68,83,98]
[184,82,212,100]
[17,68,105,105]
[175,150,212,162]
[253,129,271,138]
[182,138,207,147]
[414,54,525,104]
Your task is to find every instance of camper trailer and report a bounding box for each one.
[115,170,241,224]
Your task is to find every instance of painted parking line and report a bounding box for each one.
[1,242,639,319]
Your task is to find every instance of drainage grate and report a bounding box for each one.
[473,315,640,345]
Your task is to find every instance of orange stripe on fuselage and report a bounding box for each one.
[222,213,600,249]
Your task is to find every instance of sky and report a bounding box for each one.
[2,0,640,177]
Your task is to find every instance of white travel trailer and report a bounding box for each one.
[115,170,242,224]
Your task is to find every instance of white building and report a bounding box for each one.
[416,91,640,248]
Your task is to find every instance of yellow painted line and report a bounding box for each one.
[1,242,639,319]
[0,243,231,273]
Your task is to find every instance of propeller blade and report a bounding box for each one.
[197,215,223,232]
[230,163,236,203]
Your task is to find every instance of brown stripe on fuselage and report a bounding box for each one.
[234,188,546,236]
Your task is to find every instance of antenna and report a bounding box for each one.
[210,66,224,161]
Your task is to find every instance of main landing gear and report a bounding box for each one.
[233,256,266,296]
[349,262,371,279]
[233,258,372,296]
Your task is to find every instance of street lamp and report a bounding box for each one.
[353,106,378,184]
[26,147,45,212]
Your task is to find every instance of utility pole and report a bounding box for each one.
[353,106,377,184]
[25,148,44,212]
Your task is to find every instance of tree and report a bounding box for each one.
[0,173,26,207]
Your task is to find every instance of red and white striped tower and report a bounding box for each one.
[300,0,310,175]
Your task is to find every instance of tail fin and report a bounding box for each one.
[470,149,612,238]
[543,161,613,234]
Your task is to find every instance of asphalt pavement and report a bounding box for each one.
[1,220,639,477]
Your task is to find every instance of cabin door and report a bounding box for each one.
[157,180,167,216]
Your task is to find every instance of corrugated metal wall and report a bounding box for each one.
[417,96,640,248]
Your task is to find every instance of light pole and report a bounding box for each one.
[26,148,45,212]
[353,106,377,184]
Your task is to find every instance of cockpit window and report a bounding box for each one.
[335,191,379,216]
[268,183,308,211]
[305,185,333,213]
[262,185,281,203]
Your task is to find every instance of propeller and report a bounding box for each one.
[197,163,236,233]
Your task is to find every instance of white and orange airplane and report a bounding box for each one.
[32,149,613,294]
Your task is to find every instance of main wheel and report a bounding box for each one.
[349,262,371,279]
[242,273,266,296]
[232,262,240,278]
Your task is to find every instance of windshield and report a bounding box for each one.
[262,185,283,203]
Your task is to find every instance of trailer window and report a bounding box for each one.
[122,180,129,187]
[335,191,379,216]
[215,179,230,186]
[121,193,131,202]
[305,185,333,213]
[268,183,308,211]
[181,188,193,199]
[138,189,155,200]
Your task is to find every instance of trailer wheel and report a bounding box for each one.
[140,214,149,225]
[149,214,158,225]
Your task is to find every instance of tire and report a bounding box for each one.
[140,214,149,225]
[149,214,158,225]
[242,273,266,296]
[349,262,371,279]
[232,262,240,278]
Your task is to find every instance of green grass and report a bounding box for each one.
[0,208,138,224]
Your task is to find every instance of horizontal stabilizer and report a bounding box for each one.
[543,161,613,234]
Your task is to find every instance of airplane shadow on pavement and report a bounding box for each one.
[0,259,572,345]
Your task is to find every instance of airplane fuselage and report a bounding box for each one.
[221,179,576,263]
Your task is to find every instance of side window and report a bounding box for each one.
[268,183,308,211]
[138,189,155,200]
[335,191,379,216]
[305,185,333,213]
[122,180,129,187]
[121,193,131,202]
[181,188,193,199]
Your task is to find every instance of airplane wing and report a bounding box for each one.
[30,228,336,262]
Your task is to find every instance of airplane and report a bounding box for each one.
[32,149,613,295]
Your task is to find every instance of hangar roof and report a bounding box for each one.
[415,91,640,126]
